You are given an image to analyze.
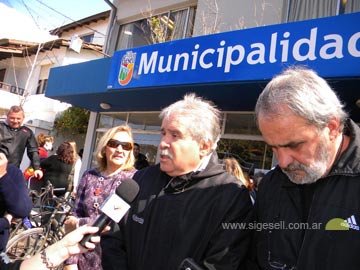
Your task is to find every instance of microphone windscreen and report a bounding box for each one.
[116,178,139,204]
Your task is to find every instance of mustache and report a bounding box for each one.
[283,163,306,172]
[160,149,174,159]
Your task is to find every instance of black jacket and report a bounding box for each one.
[253,119,360,270]
[101,153,253,270]
[40,155,72,196]
[0,122,40,169]
[0,260,22,270]
[134,153,149,170]
[0,165,32,251]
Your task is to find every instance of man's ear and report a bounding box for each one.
[199,141,212,158]
[327,118,341,141]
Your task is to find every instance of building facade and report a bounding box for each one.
[0,9,110,169]
[46,0,360,175]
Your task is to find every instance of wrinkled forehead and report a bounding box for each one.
[161,114,192,135]
[258,112,316,145]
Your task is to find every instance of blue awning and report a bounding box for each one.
[46,12,360,121]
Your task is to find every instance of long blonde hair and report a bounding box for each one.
[66,140,79,161]
[223,157,249,188]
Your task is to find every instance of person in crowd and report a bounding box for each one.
[223,157,256,204]
[63,125,137,270]
[0,105,42,179]
[101,93,253,269]
[252,66,360,269]
[37,133,54,161]
[223,157,250,188]
[0,152,32,252]
[133,142,149,170]
[67,141,82,196]
[40,141,75,197]
[1,225,101,270]
[24,132,53,180]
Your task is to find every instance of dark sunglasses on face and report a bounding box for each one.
[107,139,133,151]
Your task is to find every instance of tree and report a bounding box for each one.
[54,106,90,135]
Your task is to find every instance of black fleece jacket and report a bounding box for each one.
[252,119,360,270]
[101,152,254,270]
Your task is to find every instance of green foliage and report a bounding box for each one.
[54,106,90,135]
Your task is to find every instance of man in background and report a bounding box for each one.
[133,143,149,170]
[0,105,42,179]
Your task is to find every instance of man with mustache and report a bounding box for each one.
[252,66,360,269]
[101,93,253,270]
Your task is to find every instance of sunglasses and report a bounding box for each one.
[106,139,133,151]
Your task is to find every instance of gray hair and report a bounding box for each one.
[159,93,221,150]
[255,66,348,130]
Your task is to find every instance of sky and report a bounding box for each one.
[0,0,110,41]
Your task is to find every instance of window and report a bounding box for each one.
[116,6,196,50]
[81,33,94,43]
[99,113,131,129]
[284,0,360,22]
[36,79,48,94]
[37,64,51,95]
[96,111,273,170]
[96,112,162,167]
[224,113,260,135]
[0,69,5,82]
[127,113,161,131]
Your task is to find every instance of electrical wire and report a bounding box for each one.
[33,0,107,36]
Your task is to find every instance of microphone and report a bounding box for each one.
[80,178,139,246]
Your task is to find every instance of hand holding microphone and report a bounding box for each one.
[80,178,139,246]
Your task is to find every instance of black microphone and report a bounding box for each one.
[80,178,139,246]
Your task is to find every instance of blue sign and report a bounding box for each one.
[107,12,360,90]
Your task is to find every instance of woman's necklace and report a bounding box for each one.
[93,171,123,213]
[93,176,105,212]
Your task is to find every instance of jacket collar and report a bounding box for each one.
[162,151,225,193]
[3,121,24,131]
[329,118,360,176]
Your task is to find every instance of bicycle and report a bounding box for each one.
[6,182,74,269]
[9,178,66,239]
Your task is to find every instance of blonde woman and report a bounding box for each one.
[64,125,137,270]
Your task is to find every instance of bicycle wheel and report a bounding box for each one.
[5,227,59,261]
